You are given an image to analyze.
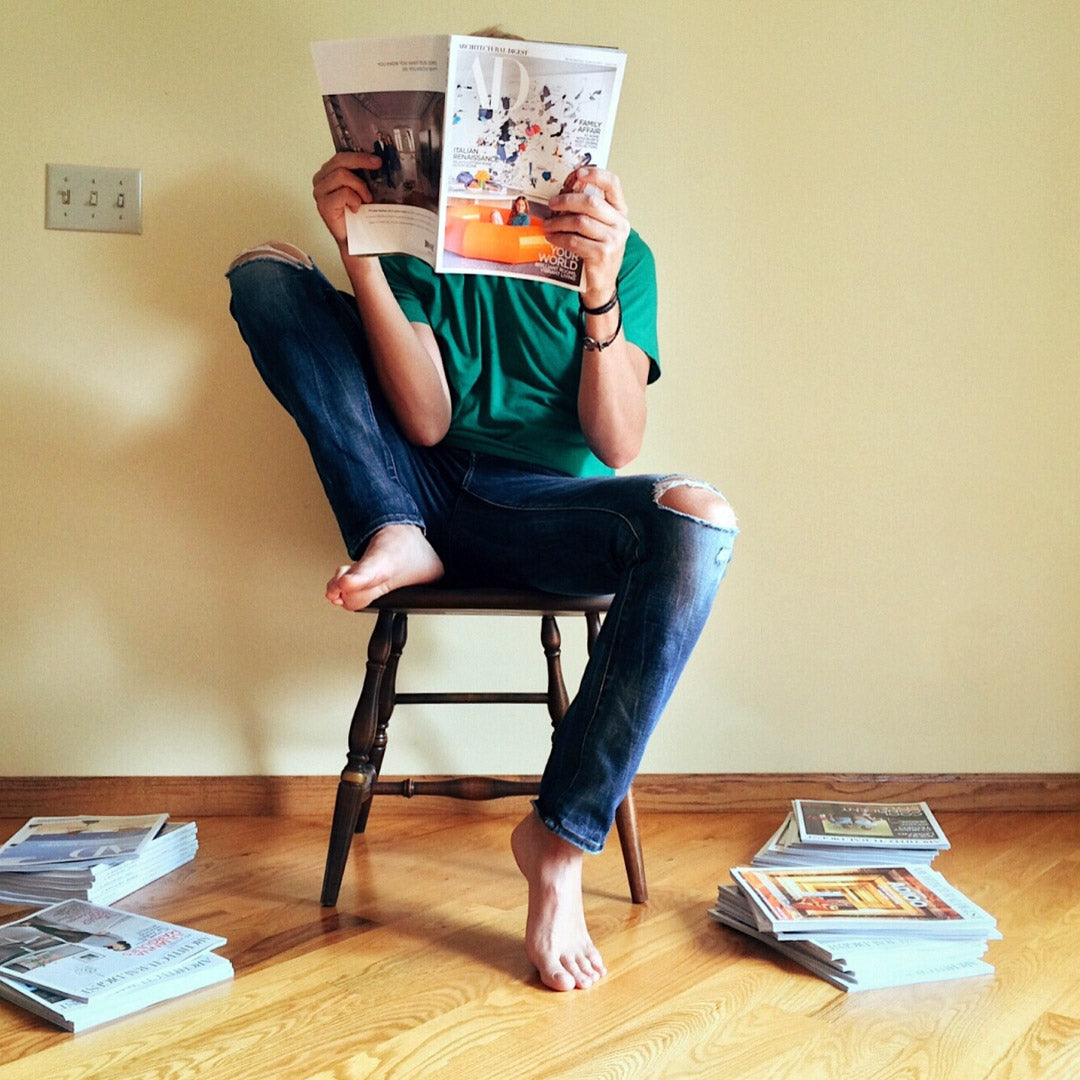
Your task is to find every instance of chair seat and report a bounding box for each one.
[369,586,614,616]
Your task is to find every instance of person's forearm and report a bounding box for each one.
[342,248,451,446]
[577,305,649,469]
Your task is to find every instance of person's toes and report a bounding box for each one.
[541,964,576,992]
[583,944,607,980]
[564,953,600,989]
[325,565,351,603]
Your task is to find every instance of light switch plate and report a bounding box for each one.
[45,163,142,234]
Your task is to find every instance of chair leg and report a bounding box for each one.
[356,611,407,834]
[320,608,395,907]
[541,614,569,725]
[614,787,648,904]
[586,610,602,652]
[320,779,367,907]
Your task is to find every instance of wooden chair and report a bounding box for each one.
[320,586,648,906]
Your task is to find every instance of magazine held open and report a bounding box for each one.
[311,34,626,290]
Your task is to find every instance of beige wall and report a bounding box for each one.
[1,1,1076,778]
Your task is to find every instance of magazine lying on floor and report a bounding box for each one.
[0,820,198,907]
[752,806,947,869]
[711,802,998,991]
[0,900,226,1002]
[0,950,233,1033]
[791,800,950,851]
[728,864,997,938]
[0,814,169,871]
[710,884,995,992]
[311,34,626,289]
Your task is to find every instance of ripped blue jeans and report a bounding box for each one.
[227,249,737,853]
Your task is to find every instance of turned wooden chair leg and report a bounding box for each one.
[541,614,569,725]
[321,608,395,907]
[320,779,367,908]
[356,611,407,834]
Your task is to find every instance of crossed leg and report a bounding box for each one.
[230,241,446,613]
[511,478,735,991]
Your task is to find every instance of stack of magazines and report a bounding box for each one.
[0,899,231,1031]
[710,801,999,992]
[750,799,951,868]
[0,814,198,907]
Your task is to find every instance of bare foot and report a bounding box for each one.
[510,810,606,991]
[325,524,444,611]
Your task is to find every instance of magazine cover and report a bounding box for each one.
[437,34,625,287]
[0,900,226,1002]
[791,800,950,849]
[0,814,169,871]
[312,35,447,263]
[729,865,997,936]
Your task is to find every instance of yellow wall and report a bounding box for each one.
[1,1,1076,777]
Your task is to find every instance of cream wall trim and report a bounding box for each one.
[1,774,1078,819]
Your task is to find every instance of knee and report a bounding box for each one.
[226,241,314,275]
[226,242,319,330]
[653,477,737,530]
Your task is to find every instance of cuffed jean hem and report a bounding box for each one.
[345,513,429,563]
[531,800,606,855]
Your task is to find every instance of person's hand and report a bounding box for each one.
[543,167,630,308]
[312,152,383,247]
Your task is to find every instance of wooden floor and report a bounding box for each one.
[0,805,1078,1079]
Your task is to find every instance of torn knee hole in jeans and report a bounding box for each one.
[652,476,738,529]
[227,242,314,273]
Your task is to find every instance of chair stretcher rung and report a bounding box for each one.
[393,692,549,705]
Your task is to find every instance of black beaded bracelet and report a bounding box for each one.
[580,304,623,351]
[579,288,620,317]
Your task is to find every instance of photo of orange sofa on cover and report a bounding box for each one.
[442,203,556,265]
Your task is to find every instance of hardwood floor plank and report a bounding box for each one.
[985,1011,1080,1080]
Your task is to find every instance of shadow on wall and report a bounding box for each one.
[0,164,379,775]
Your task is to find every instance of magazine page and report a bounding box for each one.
[0,814,169,871]
[436,34,626,289]
[729,865,996,936]
[0,900,226,1002]
[312,36,448,264]
[791,800,950,849]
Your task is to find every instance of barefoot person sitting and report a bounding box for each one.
[227,142,737,990]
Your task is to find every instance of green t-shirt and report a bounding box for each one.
[380,229,659,477]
